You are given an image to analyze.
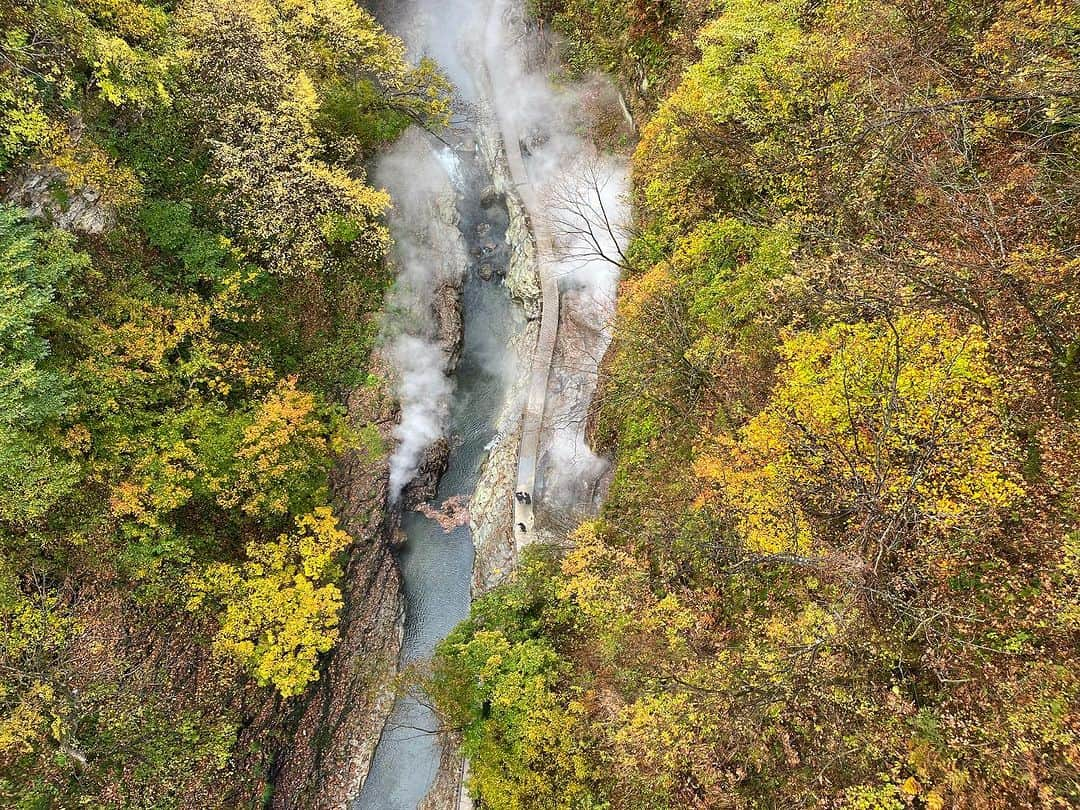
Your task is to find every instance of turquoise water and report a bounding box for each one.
[352,137,518,809]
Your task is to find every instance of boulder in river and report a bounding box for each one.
[401,436,452,509]
[479,184,502,208]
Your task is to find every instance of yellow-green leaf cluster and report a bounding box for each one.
[697,314,1023,556]
[187,506,350,697]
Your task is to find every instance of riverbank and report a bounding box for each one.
[415,0,633,803]
[351,118,525,807]
[277,0,632,804]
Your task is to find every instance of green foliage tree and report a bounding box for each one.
[431,550,604,810]
[182,0,449,283]
[0,0,182,173]
[0,205,84,427]
[0,206,85,527]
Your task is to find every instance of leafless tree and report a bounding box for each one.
[546,157,634,273]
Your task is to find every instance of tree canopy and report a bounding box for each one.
[436,0,1080,806]
[0,0,447,801]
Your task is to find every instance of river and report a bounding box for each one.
[353,0,628,803]
[352,129,519,807]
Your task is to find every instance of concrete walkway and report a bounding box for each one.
[483,0,560,544]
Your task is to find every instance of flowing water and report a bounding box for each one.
[353,0,629,803]
[352,134,519,808]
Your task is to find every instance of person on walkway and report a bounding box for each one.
[517,522,527,533]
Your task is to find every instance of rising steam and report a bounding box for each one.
[374,0,631,516]
[374,129,466,501]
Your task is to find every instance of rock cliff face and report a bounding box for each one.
[271,367,405,809]
[483,131,542,317]
[468,105,542,594]
[468,320,533,591]
[402,435,452,508]
[433,280,465,371]
[275,132,469,809]
[5,165,115,234]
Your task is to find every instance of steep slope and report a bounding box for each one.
[0,0,446,804]
[432,1,1080,807]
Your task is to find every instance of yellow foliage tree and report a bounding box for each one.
[557,523,693,658]
[696,314,1023,561]
[182,0,449,280]
[213,377,331,517]
[187,506,351,697]
[0,560,74,767]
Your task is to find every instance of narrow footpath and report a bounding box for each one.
[482,0,560,541]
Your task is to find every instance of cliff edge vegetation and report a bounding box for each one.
[0,0,446,804]
[433,1,1080,807]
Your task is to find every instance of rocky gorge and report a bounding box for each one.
[271,0,631,805]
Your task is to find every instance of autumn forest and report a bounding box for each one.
[1,0,1078,808]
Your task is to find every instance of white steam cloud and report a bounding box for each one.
[386,334,454,500]
[374,129,466,501]
[540,156,629,517]
[375,0,632,520]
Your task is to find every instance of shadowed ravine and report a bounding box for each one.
[352,129,518,808]
[353,0,629,803]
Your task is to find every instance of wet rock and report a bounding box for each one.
[433,280,464,372]
[478,263,494,281]
[401,436,451,509]
[518,125,549,157]
[479,184,502,208]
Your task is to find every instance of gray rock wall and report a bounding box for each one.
[6,165,115,234]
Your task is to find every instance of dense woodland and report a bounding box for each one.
[0,0,446,803]
[432,0,1080,807]
[2,0,1077,807]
